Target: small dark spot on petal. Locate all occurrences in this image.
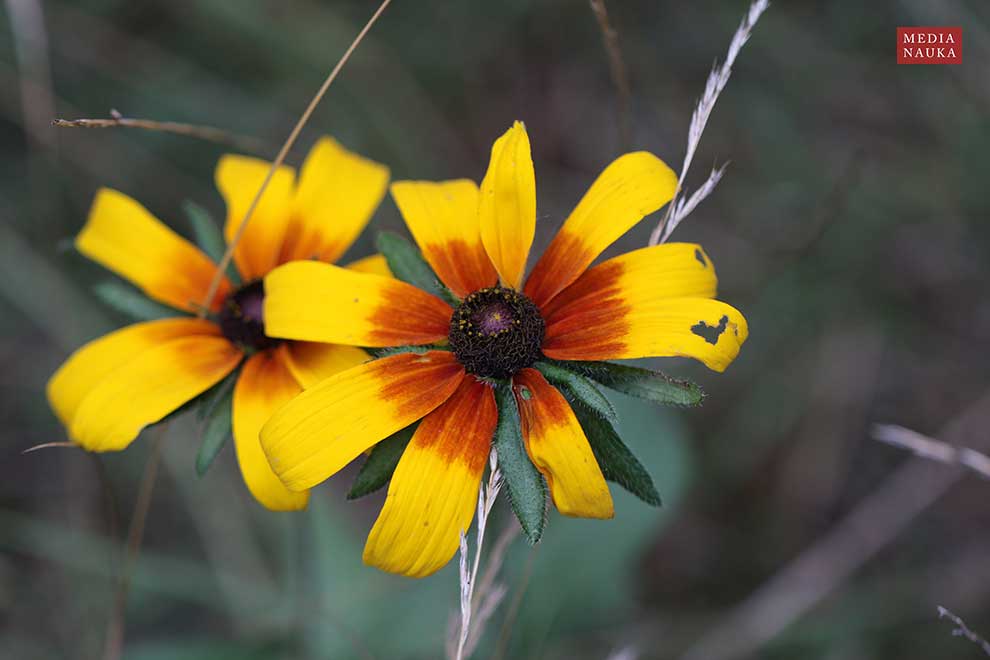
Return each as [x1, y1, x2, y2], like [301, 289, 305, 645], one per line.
[694, 248, 707, 267]
[691, 315, 729, 345]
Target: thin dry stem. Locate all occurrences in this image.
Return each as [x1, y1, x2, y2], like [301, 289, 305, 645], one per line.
[452, 450, 507, 660]
[22, 440, 77, 453]
[102, 425, 167, 660]
[873, 424, 990, 480]
[6, 0, 57, 153]
[7, 0, 59, 223]
[938, 606, 990, 656]
[197, 0, 393, 316]
[665, 163, 728, 238]
[590, 0, 632, 149]
[606, 647, 640, 660]
[491, 544, 538, 660]
[648, 0, 768, 246]
[676, 391, 990, 660]
[53, 111, 268, 154]
[463, 523, 519, 656]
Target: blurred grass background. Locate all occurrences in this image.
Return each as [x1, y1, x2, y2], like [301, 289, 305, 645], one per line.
[2, 0, 990, 658]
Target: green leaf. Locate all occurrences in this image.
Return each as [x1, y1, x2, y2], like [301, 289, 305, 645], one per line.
[493, 382, 546, 544]
[93, 281, 178, 321]
[196, 368, 240, 421]
[375, 231, 457, 304]
[549, 359, 705, 407]
[534, 361, 617, 424]
[196, 380, 234, 477]
[347, 423, 416, 499]
[184, 200, 240, 285]
[571, 403, 661, 506]
[366, 344, 445, 359]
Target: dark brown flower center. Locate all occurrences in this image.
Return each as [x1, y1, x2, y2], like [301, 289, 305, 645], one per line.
[448, 286, 544, 378]
[218, 280, 280, 353]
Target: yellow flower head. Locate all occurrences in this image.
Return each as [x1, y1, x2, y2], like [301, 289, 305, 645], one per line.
[46, 137, 389, 511]
[260, 121, 749, 578]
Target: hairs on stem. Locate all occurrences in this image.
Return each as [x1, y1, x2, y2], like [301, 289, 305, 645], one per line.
[648, 0, 769, 246]
[197, 0, 393, 316]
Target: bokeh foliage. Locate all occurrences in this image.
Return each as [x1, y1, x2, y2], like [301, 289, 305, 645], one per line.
[2, 1, 990, 658]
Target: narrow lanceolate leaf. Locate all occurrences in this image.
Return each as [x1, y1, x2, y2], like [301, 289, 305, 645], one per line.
[534, 361, 617, 424]
[493, 382, 546, 544]
[184, 200, 240, 285]
[366, 344, 445, 359]
[197, 367, 240, 420]
[375, 231, 458, 305]
[549, 359, 705, 407]
[347, 423, 416, 499]
[93, 281, 178, 321]
[196, 382, 233, 477]
[572, 403, 662, 507]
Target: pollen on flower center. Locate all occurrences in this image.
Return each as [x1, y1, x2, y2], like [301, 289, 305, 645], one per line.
[448, 286, 544, 379]
[219, 280, 280, 353]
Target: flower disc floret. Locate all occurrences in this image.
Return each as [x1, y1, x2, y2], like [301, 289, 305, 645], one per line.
[219, 280, 280, 352]
[448, 286, 544, 378]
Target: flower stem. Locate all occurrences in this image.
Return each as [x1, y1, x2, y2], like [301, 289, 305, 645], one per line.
[102, 424, 167, 660]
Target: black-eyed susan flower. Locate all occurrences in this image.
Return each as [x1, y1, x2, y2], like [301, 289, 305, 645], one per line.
[260, 121, 748, 576]
[47, 137, 389, 511]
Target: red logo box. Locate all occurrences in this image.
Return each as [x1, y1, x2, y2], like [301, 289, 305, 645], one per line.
[897, 27, 962, 64]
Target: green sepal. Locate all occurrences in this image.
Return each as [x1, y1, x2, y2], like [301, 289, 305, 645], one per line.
[197, 367, 240, 420]
[346, 423, 417, 499]
[92, 281, 179, 321]
[548, 359, 705, 407]
[493, 382, 546, 544]
[534, 361, 617, 424]
[184, 200, 240, 285]
[366, 344, 449, 359]
[375, 231, 457, 305]
[571, 403, 662, 506]
[195, 379, 234, 477]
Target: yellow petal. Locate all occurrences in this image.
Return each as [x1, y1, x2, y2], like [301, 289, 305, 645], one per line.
[264, 261, 451, 347]
[48, 318, 221, 429]
[478, 121, 536, 289]
[346, 253, 392, 278]
[280, 136, 389, 264]
[281, 341, 369, 390]
[70, 334, 242, 451]
[513, 369, 613, 519]
[543, 264, 747, 373]
[261, 351, 464, 491]
[541, 243, 718, 321]
[363, 377, 496, 578]
[390, 179, 497, 298]
[77, 189, 230, 313]
[215, 154, 295, 280]
[524, 152, 677, 308]
[232, 349, 309, 511]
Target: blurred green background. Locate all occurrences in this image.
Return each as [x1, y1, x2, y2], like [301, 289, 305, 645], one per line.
[2, 0, 990, 658]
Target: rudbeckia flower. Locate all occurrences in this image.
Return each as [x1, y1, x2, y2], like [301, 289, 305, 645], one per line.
[47, 137, 389, 511]
[261, 121, 748, 576]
